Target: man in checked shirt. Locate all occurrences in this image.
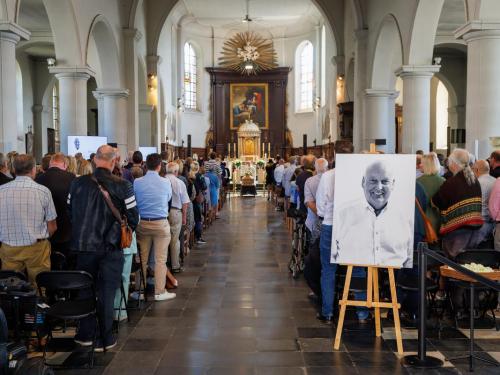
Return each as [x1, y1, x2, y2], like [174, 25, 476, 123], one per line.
[0, 154, 57, 285]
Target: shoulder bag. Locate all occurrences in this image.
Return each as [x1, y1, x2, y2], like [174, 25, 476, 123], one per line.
[415, 197, 438, 244]
[92, 177, 133, 249]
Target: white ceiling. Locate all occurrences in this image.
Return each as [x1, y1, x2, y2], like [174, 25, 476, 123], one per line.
[437, 0, 466, 35]
[18, 0, 51, 32]
[182, 0, 321, 29]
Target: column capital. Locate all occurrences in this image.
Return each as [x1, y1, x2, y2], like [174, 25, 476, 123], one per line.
[0, 21, 30, 40]
[364, 89, 399, 99]
[455, 21, 500, 41]
[93, 89, 129, 100]
[51, 66, 95, 79]
[395, 65, 440, 78]
[448, 105, 465, 115]
[123, 27, 142, 42]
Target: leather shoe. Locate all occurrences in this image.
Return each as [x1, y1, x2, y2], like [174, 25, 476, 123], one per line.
[316, 313, 333, 325]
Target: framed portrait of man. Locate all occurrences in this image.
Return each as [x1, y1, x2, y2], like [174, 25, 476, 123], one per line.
[230, 83, 269, 129]
[331, 154, 416, 268]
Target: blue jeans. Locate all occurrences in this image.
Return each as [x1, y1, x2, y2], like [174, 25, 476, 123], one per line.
[320, 224, 337, 317]
[352, 267, 369, 320]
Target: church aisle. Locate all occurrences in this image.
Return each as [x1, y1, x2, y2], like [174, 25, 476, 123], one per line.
[98, 197, 430, 375]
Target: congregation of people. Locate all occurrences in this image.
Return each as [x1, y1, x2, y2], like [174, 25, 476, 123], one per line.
[265, 147, 500, 325]
[0, 148, 227, 351]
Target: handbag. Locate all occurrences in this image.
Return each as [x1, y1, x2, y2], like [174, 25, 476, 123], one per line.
[415, 197, 439, 244]
[92, 177, 133, 249]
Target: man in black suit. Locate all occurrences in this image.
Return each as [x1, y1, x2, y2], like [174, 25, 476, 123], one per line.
[36, 153, 75, 260]
[0, 153, 13, 186]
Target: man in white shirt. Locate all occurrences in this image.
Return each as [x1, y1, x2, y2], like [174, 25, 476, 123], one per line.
[304, 158, 328, 242]
[471, 160, 496, 246]
[165, 162, 191, 273]
[273, 158, 285, 211]
[333, 161, 413, 268]
[315, 167, 337, 323]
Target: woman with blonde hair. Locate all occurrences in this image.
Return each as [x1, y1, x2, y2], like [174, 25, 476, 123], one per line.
[77, 159, 93, 176]
[417, 152, 445, 234]
[66, 156, 78, 175]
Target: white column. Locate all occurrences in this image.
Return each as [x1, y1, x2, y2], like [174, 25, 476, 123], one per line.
[93, 89, 129, 155]
[353, 29, 368, 152]
[139, 104, 154, 146]
[0, 31, 21, 152]
[396, 65, 440, 154]
[364, 89, 399, 153]
[123, 28, 141, 152]
[32, 104, 43, 161]
[51, 68, 93, 153]
[455, 22, 500, 159]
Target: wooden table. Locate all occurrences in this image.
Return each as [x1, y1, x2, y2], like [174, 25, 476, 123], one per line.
[440, 265, 500, 371]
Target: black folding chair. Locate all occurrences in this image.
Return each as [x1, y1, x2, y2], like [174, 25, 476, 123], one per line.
[0, 270, 27, 281]
[36, 271, 98, 368]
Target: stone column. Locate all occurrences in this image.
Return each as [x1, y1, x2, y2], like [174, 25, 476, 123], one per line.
[123, 28, 141, 152]
[396, 65, 440, 154]
[32, 104, 44, 161]
[353, 29, 368, 152]
[93, 89, 129, 155]
[363, 89, 399, 153]
[455, 22, 500, 158]
[51, 67, 93, 153]
[0, 30, 23, 152]
[139, 104, 154, 146]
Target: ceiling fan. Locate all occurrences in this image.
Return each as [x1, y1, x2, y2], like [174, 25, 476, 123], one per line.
[241, 0, 261, 23]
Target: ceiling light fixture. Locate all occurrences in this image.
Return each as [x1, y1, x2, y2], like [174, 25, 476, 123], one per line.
[47, 58, 56, 67]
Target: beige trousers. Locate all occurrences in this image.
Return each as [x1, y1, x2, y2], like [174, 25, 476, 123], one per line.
[168, 209, 183, 270]
[0, 240, 51, 285]
[136, 219, 171, 295]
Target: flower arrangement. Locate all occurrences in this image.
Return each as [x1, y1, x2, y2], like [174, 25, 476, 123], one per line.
[256, 159, 265, 168]
[234, 159, 242, 168]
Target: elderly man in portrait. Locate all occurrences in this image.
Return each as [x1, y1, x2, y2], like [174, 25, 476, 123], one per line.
[333, 161, 413, 268]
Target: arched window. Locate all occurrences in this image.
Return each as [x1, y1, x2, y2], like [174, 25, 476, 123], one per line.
[297, 41, 314, 112]
[183, 42, 197, 110]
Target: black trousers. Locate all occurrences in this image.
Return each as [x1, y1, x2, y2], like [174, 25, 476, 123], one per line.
[75, 250, 124, 344]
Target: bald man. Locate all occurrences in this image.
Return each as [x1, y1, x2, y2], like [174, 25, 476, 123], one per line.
[333, 161, 413, 268]
[471, 160, 496, 246]
[68, 144, 139, 351]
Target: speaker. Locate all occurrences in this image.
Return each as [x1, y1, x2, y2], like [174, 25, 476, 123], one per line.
[374, 139, 386, 146]
[303, 134, 307, 154]
[187, 134, 192, 157]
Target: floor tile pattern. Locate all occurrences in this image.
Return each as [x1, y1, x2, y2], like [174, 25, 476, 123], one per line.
[60, 196, 499, 375]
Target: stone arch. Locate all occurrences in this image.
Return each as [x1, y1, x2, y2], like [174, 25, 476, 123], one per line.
[35, 0, 83, 66]
[370, 14, 404, 90]
[85, 15, 122, 88]
[407, 1, 447, 65]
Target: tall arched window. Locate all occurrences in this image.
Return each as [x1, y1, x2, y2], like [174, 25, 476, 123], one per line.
[296, 41, 314, 112]
[183, 42, 197, 110]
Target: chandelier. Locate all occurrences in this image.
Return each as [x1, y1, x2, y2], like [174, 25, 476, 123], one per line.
[219, 31, 277, 75]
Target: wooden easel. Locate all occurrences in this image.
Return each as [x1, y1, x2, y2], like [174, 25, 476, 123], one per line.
[334, 144, 404, 355]
[333, 265, 403, 354]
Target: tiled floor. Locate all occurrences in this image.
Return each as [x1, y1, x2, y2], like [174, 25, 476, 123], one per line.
[61, 196, 499, 375]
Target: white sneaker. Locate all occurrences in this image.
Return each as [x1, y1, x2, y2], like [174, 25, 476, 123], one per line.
[155, 291, 176, 301]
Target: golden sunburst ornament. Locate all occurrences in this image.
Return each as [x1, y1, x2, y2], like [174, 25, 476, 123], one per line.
[219, 31, 278, 75]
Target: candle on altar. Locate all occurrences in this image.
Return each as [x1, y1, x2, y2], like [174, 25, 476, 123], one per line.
[268, 142, 271, 155]
[261, 143, 264, 157]
[234, 143, 237, 157]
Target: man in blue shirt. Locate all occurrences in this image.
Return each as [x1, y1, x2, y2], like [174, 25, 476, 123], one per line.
[134, 153, 175, 302]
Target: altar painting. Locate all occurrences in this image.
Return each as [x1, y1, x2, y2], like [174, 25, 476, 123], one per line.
[230, 83, 269, 129]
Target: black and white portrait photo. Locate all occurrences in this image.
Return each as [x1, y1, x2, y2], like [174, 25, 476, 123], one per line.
[331, 154, 416, 268]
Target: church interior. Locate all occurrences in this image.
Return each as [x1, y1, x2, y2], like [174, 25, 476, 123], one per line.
[1, 0, 500, 374]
